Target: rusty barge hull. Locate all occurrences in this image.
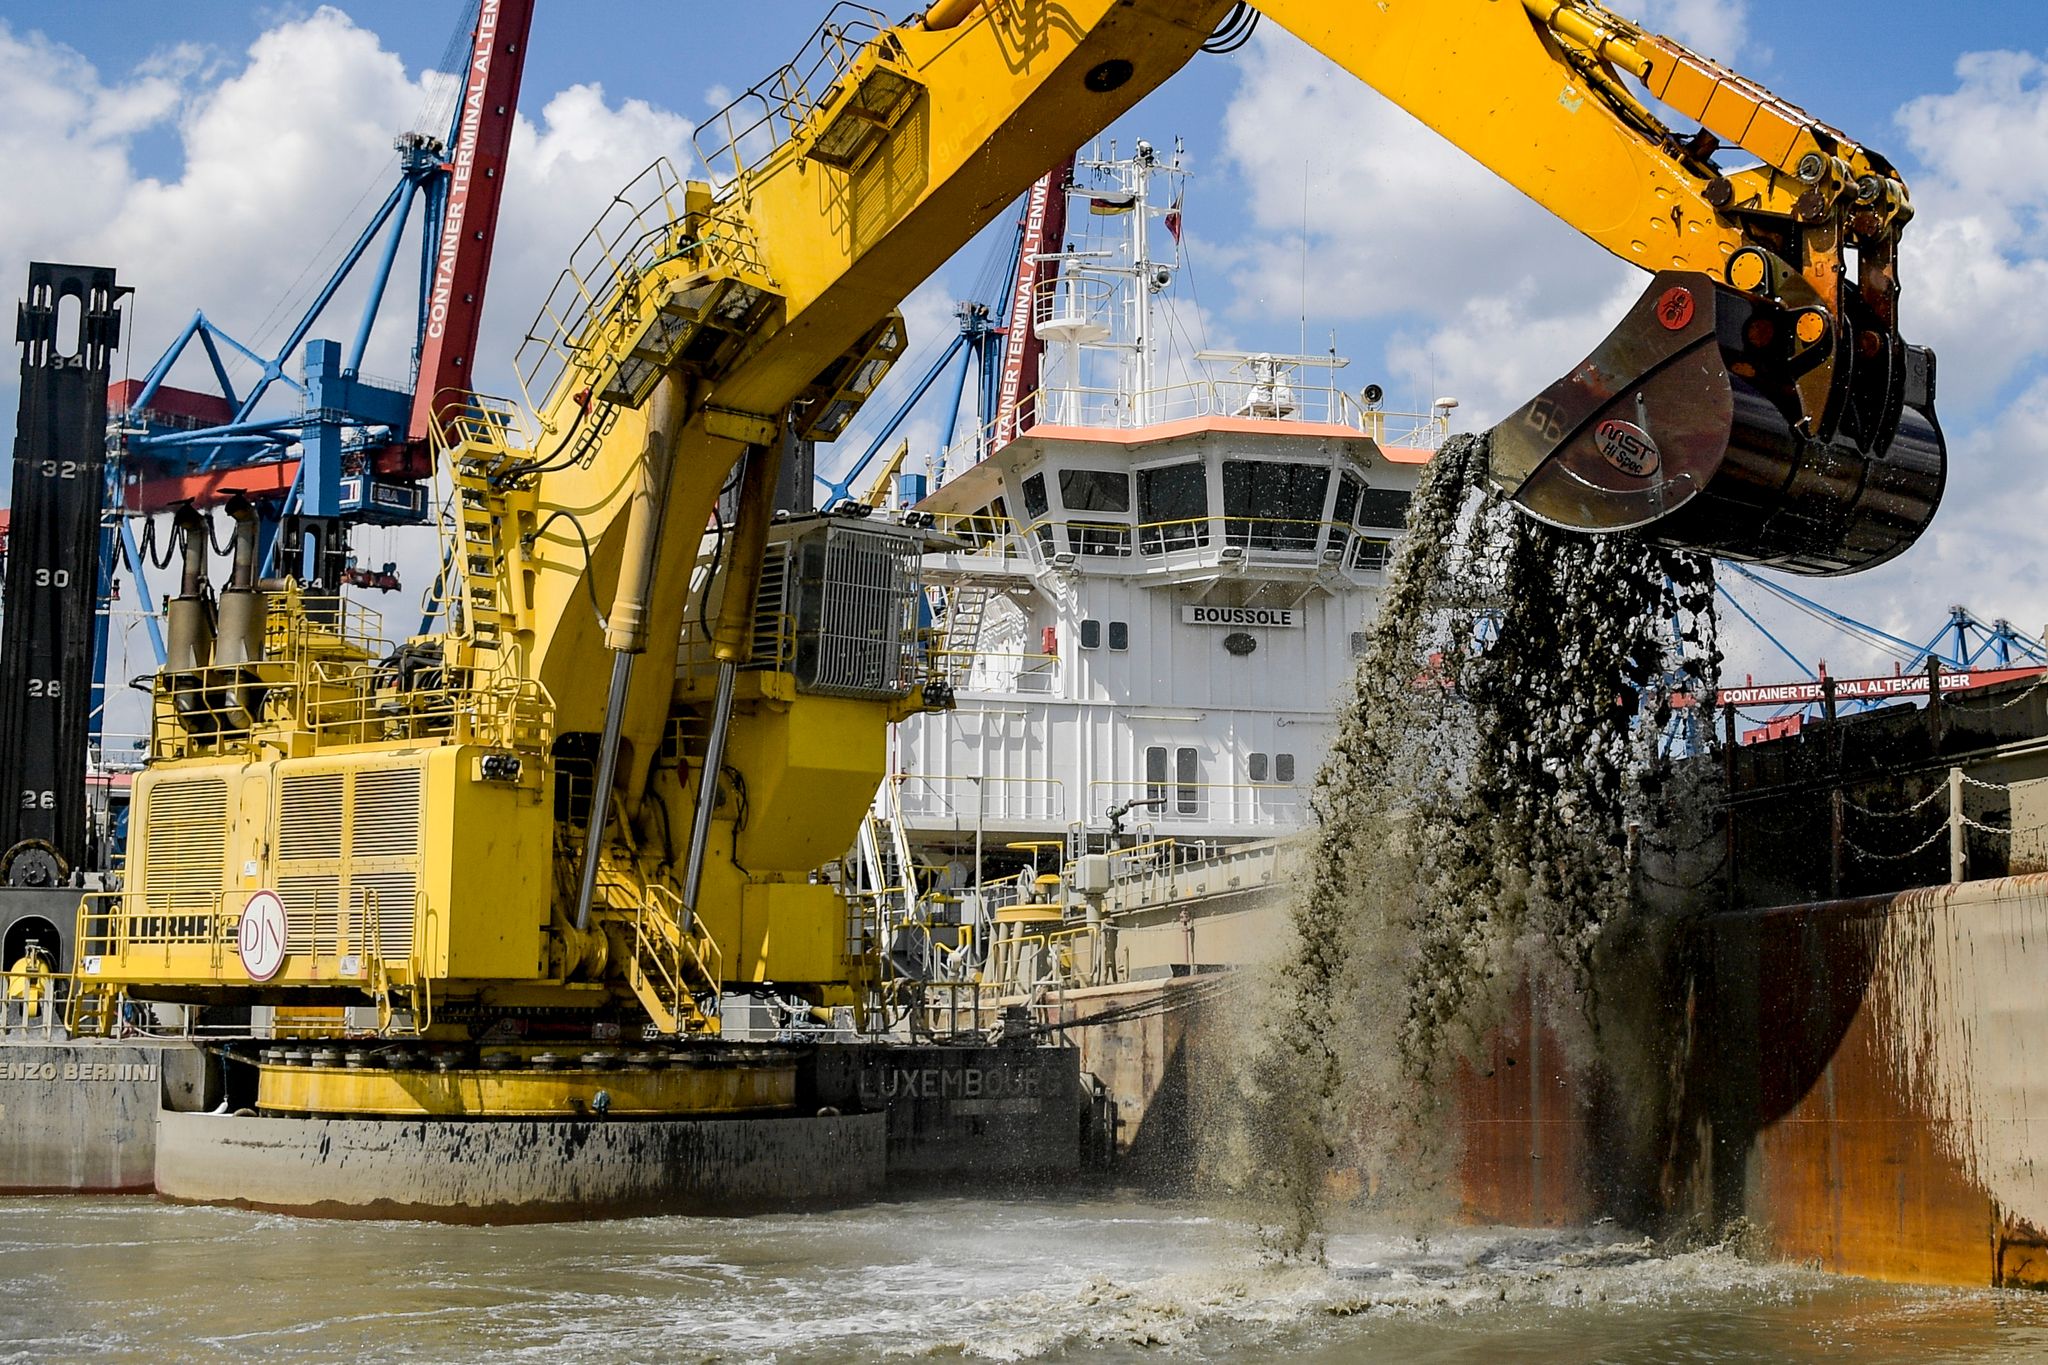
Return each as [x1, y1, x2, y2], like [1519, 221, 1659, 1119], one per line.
[1694, 874, 2048, 1287]
[1447, 873, 2048, 1288]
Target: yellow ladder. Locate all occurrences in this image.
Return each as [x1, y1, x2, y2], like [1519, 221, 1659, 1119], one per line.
[624, 880, 724, 1037]
[448, 454, 512, 658]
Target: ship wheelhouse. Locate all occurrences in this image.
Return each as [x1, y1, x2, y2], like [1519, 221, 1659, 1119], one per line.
[899, 401, 1432, 865]
[860, 136, 1451, 972]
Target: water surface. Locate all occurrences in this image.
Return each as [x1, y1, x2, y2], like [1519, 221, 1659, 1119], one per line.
[4, 1195, 2047, 1362]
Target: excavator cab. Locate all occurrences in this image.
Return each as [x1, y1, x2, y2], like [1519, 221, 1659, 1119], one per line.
[1489, 265, 1943, 576]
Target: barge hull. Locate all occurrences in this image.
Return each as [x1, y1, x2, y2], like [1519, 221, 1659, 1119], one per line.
[154, 1109, 886, 1223]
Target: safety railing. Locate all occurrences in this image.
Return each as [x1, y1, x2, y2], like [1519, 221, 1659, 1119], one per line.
[891, 772, 1068, 825]
[626, 877, 725, 1031]
[930, 649, 1061, 696]
[88, 733, 150, 774]
[77, 888, 235, 968]
[515, 159, 691, 416]
[1093, 837, 1298, 916]
[948, 383, 1449, 471]
[0, 964, 65, 1038]
[77, 884, 422, 986]
[985, 923, 1105, 996]
[918, 509, 1399, 572]
[918, 512, 1038, 569]
[691, 5, 893, 184]
[514, 159, 774, 418]
[151, 640, 555, 761]
[429, 390, 538, 459]
[1088, 779, 1304, 827]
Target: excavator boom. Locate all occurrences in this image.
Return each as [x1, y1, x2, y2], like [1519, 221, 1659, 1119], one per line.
[87, 0, 1950, 1040]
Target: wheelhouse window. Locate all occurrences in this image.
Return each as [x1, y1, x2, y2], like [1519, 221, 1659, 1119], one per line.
[1137, 461, 1210, 553]
[1274, 753, 1296, 784]
[1176, 747, 1201, 815]
[1351, 537, 1393, 572]
[1248, 752, 1270, 783]
[1223, 460, 1329, 551]
[1021, 472, 1055, 555]
[1054, 468, 1131, 558]
[1080, 619, 1102, 649]
[1059, 468, 1131, 513]
[1327, 471, 1364, 560]
[1356, 488, 1413, 530]
[962, 496, 1009, 550]
[1107, 620, 1129, 651]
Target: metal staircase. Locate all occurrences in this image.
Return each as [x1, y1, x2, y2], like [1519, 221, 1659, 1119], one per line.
[936, 583, 993, 686]
[615, 876, 723, 1036]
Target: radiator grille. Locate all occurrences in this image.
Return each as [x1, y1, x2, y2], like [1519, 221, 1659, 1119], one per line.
[351, 768, 422, 858]
[140, 778, 228, 916]
[793, 525, 922, 698]
[277, 773, 344, 860]
[278, 872, 341, 956]
[350, 871, 419, 959]
[274, 764, 423, 965]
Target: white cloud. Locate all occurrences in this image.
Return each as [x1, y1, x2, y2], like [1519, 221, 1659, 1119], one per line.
[0, 8, 696, 414]
[1892, 50, 2048, 409]
[0, 9, 699, 735]
[1214, 19, 2048, 678]
[1628, 0, 1752, 64]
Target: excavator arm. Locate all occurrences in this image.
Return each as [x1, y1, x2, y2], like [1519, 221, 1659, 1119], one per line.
[507, 0, 1943, 837]
[89, 0, 1947, 1027]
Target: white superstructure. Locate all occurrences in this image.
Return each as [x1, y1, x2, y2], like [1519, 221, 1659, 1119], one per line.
[861, 140, 1450, 983]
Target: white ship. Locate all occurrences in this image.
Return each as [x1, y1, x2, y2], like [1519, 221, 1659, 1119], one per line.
[856, 140, 1451, 999]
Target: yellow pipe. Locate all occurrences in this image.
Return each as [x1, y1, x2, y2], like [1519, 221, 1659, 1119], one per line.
[922, 0, 985, 31]
[710, 438, 787, 665]
[603, 374, 684, 654]
[1521, 0, 1652, 80]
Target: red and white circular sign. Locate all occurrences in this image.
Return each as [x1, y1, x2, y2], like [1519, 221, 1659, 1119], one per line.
[237, 889, 289, 982]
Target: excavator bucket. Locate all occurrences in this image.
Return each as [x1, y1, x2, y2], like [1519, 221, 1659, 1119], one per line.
[1488, 270, 1945, 576]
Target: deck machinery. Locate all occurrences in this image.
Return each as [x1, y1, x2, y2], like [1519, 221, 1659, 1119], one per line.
[73, 0, 1947, 1122]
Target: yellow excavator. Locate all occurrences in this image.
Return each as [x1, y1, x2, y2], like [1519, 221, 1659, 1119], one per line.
[74, 0, 1944, 1117]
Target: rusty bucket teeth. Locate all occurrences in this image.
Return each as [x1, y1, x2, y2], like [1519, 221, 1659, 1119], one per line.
[1488, 270, 1946, 577]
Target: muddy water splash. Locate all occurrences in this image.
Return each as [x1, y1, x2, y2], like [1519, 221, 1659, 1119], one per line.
[1256, 432, 1720, 1251]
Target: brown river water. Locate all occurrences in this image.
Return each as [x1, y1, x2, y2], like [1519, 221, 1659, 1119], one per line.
[4, 1194, 2047, 1362]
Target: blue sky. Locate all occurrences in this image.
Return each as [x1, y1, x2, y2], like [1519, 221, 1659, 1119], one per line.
[5, 0, 2048, 704]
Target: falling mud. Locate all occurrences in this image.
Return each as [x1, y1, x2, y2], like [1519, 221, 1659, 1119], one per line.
[1245, 431, 1722, 1255]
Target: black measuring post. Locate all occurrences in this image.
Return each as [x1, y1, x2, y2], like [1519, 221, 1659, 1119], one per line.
[0, 263, 126, 880]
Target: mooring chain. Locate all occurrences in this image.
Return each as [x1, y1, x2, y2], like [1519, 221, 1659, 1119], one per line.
[1842, 824, 1952, 861]
[1840, 786, 1948, 820]
[1948, 670, 2048, 712]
